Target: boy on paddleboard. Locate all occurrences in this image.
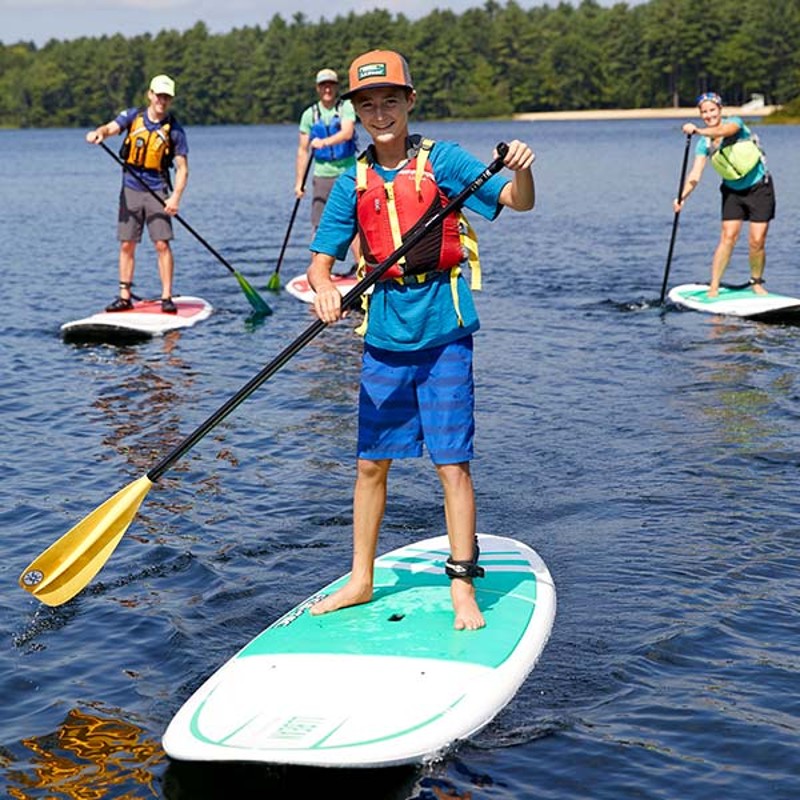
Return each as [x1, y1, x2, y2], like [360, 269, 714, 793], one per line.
[673, 91, 775, 298]
[307, 50, 535, 630]
[86, 74, 189, 314]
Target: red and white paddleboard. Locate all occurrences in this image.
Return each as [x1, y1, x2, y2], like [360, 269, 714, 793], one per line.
[61, 295, 213, 344]
[285, 272, 369, 304]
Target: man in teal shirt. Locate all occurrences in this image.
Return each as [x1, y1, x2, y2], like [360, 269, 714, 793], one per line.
[296, 68, 360, 268]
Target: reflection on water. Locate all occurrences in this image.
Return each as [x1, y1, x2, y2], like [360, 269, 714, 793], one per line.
[290, 323, 362, 442]
[76, 333, 196, 472]
[65, 333, 214, 552]
[696, 319, 790, 446]
[5, 706, 163, 799]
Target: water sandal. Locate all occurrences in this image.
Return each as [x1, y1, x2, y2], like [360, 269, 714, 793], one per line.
[106, 296, 133, 312]
[161, 297, 177, 314]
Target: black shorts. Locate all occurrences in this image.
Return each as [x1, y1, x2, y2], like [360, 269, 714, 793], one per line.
[720, 174, 775, 222]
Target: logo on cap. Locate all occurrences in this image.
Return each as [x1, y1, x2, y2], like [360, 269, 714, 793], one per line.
[357, 63, 388, 80]
[343, 50, 413, 99]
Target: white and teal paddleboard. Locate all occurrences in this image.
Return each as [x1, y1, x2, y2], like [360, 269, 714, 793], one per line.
[162, 533, 556, 768]
[668, 283, 800, 323]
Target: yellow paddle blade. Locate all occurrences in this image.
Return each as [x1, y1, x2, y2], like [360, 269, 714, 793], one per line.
[18, 475, 154, 607]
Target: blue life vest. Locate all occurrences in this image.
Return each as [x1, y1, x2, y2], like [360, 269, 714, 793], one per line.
[309, 101, 357, 162]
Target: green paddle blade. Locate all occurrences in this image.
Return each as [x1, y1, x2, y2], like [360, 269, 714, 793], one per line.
[18, 475, 154, 607]
[235, 271, 272, 315]
[266, 270, 282, 292]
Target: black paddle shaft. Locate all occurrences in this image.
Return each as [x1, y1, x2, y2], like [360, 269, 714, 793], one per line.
[659, 133, 693, 304]
[274, 153, 314, 277]
[99, 142, 239, 277]
[146, 142, 510, 482]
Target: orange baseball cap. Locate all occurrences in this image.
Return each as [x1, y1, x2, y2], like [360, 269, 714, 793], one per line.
[342, 50, 413, 99]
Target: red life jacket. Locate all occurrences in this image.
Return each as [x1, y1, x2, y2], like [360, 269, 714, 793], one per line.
[355, 138, 466, 280]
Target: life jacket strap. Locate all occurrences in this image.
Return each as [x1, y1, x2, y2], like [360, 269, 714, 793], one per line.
[384, 182, 407, 268]
[354, 258, 369, 337]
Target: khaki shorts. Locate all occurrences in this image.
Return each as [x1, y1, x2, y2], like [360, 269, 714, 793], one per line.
[118, 186, 174, 242]
[310, 175, 336, 234]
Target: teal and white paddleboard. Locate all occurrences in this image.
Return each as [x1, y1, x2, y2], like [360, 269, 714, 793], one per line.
[162, 533, 556, 768]
[668, 283, 800, 323]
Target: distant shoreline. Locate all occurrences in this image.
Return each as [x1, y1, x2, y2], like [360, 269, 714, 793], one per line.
[512, 106, 781, 122]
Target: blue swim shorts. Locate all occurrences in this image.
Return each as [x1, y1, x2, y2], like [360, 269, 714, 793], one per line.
[357, 336, 475, 464]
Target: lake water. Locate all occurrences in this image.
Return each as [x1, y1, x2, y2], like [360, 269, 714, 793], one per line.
[2, 118, 800, 799]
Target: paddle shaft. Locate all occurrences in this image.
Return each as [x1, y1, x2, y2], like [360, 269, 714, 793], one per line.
[100, 142, 239, 277]
[146, 143, 510, 482]
[659, 133, 693, 304]
[274, 153, 313, 277]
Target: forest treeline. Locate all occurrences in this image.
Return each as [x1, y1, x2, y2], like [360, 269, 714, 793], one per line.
[2, 0, 799, 128]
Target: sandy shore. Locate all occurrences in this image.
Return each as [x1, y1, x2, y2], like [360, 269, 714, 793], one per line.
[513, 106, 780, 122]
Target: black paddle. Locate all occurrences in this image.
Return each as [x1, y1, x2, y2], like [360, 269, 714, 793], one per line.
[147, 141, 509, 480]
[20, 143, 510, 607]
[659, 133, 693, 304]
[266, 152, 314, 292]
[99, 142, 272, 316]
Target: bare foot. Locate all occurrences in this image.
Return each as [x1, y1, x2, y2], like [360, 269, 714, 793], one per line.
[451, 579, 485, 631]
[310, 579, 373, 616]
[707, 288, 719, 298]
[752, 284, 768, 296]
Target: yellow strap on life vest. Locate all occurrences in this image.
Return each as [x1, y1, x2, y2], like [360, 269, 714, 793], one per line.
[354, 257, 369, 337]
[415, 138, 434, 193]
[450, 266, 464, 326]
[458, 213, 481, 291]
[353, 262, 466, 334]
[355, 154, 368, 191]
[384, 183, 407, 270]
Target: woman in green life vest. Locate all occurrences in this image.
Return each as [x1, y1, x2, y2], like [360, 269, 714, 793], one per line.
[673, 92, 775, 298]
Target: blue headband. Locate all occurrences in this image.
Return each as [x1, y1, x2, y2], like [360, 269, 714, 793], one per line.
[696, 92, 722, 107]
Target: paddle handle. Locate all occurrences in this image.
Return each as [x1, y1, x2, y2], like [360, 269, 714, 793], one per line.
[659, 133, 692, 304]
[146, 142, 510, 482]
